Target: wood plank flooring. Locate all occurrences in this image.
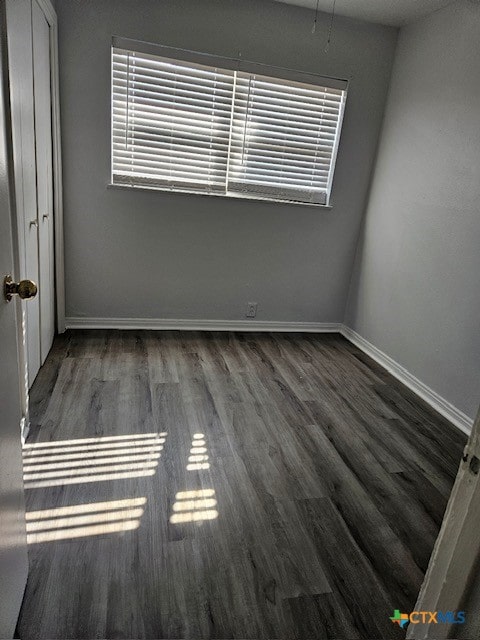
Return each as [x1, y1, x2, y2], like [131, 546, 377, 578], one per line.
[17, 330, 466, 639]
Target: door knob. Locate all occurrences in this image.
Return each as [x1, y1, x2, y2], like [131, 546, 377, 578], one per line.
[4, 275, 38, 302]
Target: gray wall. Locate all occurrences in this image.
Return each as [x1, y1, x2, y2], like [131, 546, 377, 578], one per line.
[56, 0, 396, 322]
[346, 0, 480, 419]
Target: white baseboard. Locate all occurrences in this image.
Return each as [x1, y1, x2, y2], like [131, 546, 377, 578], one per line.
[65, 316, 342, 333]
[340, 325, 473, 436]
[20, 416, 29, 445]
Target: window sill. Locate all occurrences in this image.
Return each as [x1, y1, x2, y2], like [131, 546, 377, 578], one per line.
[106, 182, 333, 210]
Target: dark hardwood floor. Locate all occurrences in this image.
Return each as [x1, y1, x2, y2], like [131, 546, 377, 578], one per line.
[17, 330, 466, 639]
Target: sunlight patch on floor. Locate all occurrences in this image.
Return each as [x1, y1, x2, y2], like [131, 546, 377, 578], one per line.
[170, 433, 218, 524]
[23, 433, 167, 488]
[25, 497, 146, 544]
[186, 432, 210, 471]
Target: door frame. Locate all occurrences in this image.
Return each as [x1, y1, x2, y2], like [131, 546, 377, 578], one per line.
[408, 406, 480, 639]
[34, 0, 64, 333]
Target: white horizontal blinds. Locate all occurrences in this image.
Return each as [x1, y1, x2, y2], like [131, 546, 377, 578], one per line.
[227, 72, 346, 204]
[111, 42, 347, 204]
[112, 48, 235, 191]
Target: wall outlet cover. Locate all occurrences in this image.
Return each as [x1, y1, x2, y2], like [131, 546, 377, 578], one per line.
[246, 302, 257, 318]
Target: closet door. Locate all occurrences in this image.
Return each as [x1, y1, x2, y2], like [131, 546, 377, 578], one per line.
[32, 0, 55, 364]
[6, 0, 41, 386]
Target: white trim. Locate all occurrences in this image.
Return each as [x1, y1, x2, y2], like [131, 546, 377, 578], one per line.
[65, 317, 341, 333]
[51, 7, 65, 333]
[34, 0, 55, 24]
[20, 416, 30, 445]
[340, 325, 473, 436]
[35, 0, 65, 333]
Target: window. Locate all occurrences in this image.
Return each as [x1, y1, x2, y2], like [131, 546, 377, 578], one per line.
[112, 42, 347, 206]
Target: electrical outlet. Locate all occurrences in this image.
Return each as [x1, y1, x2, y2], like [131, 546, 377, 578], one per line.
[246, 302, 257, 318]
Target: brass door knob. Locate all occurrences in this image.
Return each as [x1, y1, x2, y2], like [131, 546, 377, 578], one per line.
[4, 275, 38, 302]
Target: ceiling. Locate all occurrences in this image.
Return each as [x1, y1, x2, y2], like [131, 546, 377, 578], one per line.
[272, 0, 458, 26]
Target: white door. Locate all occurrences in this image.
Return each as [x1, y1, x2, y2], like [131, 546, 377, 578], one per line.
[32, 0, 55, 365]
[0, 6, 29, 635]
[6, 0, 41, 386]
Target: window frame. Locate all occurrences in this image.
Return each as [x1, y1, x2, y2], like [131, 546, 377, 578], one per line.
[110, 37, 348, 208]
